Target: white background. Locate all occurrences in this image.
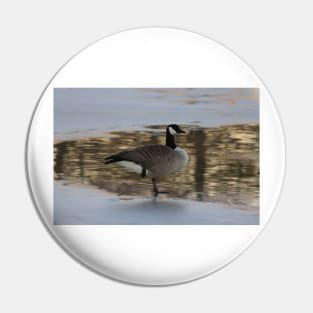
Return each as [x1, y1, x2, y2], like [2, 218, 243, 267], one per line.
[0, 1, 311, 312]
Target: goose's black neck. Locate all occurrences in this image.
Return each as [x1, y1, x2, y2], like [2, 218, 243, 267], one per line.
[166, 130, 176, 149]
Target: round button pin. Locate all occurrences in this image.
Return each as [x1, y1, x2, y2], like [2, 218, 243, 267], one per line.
[27, 28, 285, 285]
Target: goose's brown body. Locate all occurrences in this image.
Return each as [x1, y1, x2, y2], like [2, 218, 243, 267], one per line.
[105, 144, 188, 178]
[104, 124, 188, 196]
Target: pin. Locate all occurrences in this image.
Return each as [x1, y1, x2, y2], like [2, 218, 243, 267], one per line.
[26, 28, 285, 285]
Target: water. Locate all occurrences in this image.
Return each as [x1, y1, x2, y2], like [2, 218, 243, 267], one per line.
[54, 88, 259, 225]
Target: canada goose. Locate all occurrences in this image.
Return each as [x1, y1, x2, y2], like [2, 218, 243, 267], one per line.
[104, 124, 188, 197]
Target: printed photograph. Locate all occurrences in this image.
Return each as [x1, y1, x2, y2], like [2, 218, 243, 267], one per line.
[54, 88, 259, 225]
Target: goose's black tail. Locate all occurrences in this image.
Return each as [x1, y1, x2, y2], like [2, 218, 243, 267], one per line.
[104, 153, 123, 164]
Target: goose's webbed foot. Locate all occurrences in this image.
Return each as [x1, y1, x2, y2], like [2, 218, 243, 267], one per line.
[152, 178, 159, 197]
[151, 178, 169, 197]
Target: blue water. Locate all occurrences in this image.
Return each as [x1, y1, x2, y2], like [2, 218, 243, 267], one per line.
[54, 88, 259, 139]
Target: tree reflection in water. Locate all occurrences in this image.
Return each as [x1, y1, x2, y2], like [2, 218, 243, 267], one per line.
[54, 124, 259, 211]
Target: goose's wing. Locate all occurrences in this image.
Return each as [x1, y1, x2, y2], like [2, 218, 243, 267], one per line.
[106, 144, 173, 169]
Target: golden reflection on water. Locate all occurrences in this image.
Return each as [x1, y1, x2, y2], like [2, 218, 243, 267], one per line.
[54, 124, 259, 210]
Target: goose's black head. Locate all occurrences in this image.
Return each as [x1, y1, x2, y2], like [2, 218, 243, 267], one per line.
[166, 124, 185, 149]
[166, 124, 186, 135]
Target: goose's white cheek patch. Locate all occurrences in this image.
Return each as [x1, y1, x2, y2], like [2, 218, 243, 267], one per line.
[168, 126, 176, 135]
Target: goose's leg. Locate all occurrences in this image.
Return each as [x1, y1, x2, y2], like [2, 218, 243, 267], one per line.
[152, 178, 159, 197]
